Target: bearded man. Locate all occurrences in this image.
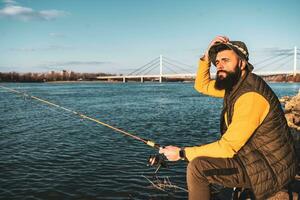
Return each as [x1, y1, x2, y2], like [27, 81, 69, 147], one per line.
[159, 36, 297, 200]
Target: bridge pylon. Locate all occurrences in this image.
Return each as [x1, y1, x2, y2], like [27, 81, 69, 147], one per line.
[294, 46, 297, 77]
[159, 55, 163, 83]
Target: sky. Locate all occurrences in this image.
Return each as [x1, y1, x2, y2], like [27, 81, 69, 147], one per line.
[0, 0, 300, 74]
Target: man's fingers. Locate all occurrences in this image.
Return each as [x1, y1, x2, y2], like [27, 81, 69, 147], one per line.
[212, 36, 229, 45]
[159, 148, 165, 154]
[216, 35, 229, 42]
[215, 36, 226, 42]
[163, 151, 173, 156]
[206, 36, 230, 55]
[158, 145, 181, 161]
[159, 145, 170, 154]
[159, 148, 171, 155]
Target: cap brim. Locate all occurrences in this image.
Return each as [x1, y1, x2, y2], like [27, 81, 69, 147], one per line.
[208, 42, 234, 65]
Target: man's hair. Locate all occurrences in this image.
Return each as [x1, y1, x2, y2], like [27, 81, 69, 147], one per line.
[214, 45, 232, 54]
[211, 45, 232, 65]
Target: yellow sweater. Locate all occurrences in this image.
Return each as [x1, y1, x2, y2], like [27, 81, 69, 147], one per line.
[184, 60, 270, 161]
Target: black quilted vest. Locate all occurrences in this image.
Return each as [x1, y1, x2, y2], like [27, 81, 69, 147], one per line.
[220, 71, 297, 200]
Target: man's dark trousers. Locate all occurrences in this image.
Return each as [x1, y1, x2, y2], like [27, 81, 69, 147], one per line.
[187, 156, 251, 200]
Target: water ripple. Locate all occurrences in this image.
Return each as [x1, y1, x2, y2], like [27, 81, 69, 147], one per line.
[0, 82, 299, 199]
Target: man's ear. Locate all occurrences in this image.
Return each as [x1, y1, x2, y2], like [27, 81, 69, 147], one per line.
[239, 60, 246, 70]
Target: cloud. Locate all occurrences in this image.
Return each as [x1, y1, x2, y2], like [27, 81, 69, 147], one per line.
[38, 9, 68, 21]
[0, 66, 15, 71]
[3, 0, 17, 5]
[48, 61, 111, 66]
[0, 60, 114, 73]
[0, 1, 69, 21]
[10, 45, 73, 52]
[35, 61, 116, 72]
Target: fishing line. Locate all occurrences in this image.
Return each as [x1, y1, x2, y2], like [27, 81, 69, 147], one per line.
[0, 85, 161, 150]
[1, 85, 189, 194]
[1, 85, 170, 174]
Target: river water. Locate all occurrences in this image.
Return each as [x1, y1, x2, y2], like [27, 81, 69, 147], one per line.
[0, 82, 299, 200]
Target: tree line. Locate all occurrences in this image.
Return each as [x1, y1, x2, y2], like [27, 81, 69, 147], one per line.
[1, 71, 299, 83]
[0, 71, 116, 82]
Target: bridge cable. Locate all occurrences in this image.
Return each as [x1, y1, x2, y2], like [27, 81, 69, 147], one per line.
[143, 62, 160, 75]
[254, 54, 292, 72]
[163, 56, 194, 68]
[127, 57, 159, 76]
[253, 54, 287, 66]
[163, 60, 193, 74]
[127, 57, 159, 75]
[137, 61, 160, 75]
[163, 61, 192, 74]
[163, 65, 181, 74]
[255, 55, 292, 72]
[253, 48, 294, 65]
[270, 58, 294, 72]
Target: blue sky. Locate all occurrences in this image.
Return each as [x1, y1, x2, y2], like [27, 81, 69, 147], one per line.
[0, 0, 299, 74]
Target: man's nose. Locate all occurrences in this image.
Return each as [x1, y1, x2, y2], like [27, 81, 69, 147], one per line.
[216, 64, 224, 71]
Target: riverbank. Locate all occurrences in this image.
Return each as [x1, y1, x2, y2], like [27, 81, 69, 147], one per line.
[280, 90, 300, 186]
[280, 90, 300, 133]
[1, 73, 299, 83]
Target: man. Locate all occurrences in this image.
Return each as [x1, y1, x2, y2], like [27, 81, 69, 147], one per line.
[159, 36, 297, 200]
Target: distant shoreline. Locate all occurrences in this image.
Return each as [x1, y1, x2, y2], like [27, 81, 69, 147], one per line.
[1, 74, 299, 83]
[0, 80, 299, 84]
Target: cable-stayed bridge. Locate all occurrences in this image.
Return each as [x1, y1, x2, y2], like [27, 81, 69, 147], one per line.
[97, 47, 299, 82]
[97, 55, 196, 82]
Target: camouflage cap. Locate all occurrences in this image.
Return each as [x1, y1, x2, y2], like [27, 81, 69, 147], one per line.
[208, 41, 254, 71]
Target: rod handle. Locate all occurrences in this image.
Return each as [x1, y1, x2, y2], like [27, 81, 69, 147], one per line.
[146, 140, 162, 150]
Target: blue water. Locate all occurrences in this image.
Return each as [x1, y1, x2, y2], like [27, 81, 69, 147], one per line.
[0, 82, 299, 200]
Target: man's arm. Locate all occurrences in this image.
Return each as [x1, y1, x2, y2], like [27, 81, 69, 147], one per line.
[194, 58, 225, 98]
[194, 36, 230, 98]
[184, 92, 270, 161]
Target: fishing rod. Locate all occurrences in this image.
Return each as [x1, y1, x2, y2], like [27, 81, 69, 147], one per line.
[0, 85, 167, 171]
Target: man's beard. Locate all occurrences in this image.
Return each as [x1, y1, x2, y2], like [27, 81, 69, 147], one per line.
[214, 66, 241, 90]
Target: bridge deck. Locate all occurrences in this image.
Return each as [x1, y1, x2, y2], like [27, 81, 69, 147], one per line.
[97, 71, 296, 81]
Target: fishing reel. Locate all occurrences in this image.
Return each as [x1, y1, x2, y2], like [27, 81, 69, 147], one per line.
[148, 154, 168, 167]
[147, 154, 168, 174]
